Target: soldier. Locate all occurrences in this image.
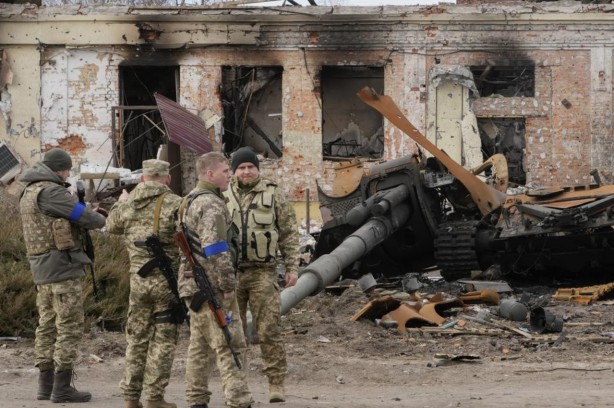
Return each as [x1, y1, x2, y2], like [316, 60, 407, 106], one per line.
[19, 148, 106, 403]
[106, 159, 182, 408]
[224, 146, 300, 403]
[178, 152, 253, 408]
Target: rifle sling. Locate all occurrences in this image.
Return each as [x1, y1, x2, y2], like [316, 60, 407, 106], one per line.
[136, 192, 170, 278]
[153, 192, 169, 236]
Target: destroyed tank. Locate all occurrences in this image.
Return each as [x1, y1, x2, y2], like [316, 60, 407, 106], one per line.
[280, 87, 614, 314]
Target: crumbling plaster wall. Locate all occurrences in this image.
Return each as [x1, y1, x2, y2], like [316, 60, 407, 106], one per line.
[41, 47, 118, 171]
[0, 46, 41, 164]
[436, 49, 594, 186]
[3, 3, 614, 207]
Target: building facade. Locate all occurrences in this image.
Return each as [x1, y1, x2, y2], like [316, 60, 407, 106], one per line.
[1, 1, 614, 222]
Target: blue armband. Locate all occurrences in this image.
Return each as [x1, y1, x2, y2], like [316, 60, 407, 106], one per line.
[203, 241, 229, 258]
[68, 202, 86, 222]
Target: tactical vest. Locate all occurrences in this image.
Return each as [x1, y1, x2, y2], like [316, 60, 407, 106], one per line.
[227, 182, 279, 263]
[20, 181, 81, 256]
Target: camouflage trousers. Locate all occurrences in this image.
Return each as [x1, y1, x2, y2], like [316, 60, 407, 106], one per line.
[236, 265, 287, 385]
[184, 293, 253, 408]
[120, 273, 179, 401]
[35, 277, 85, 372]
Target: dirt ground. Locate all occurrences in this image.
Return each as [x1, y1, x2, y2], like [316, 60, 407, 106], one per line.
[2, 276, 614, 408]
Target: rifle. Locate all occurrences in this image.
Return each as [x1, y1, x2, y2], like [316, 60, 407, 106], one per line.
[134, 235, 189, 325]
[76, 181, 98, 299]
[174, 229, 242, 369]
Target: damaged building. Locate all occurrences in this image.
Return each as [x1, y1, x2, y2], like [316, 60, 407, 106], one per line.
[1, 1, 614, 223]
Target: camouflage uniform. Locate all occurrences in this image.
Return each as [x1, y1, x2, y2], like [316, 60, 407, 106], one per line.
[19, 161, 106, 373]
[178, 180, 253, 408]
[224, 176, 300, 388]
[106, 160, 182, 404]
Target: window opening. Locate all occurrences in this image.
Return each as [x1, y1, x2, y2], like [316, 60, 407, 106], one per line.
[478, 118, 526, 185]
[470, 64, 535, 97]
[114, 65, 181, 192]
[221, 66, 283, 158]
[321, 66, 384, 160]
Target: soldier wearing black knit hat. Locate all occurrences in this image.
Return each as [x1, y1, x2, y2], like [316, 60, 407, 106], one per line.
[224, 146, 299, 403]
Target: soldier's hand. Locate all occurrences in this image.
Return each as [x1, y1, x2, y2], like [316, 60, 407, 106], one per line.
[284, 272, 298, 288]
[119, 189, 130, 201]
[223, 290, 235, 299]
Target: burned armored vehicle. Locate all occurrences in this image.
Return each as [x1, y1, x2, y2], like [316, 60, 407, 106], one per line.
[357, 87, 614, 283]
[282, 88, 614, 313]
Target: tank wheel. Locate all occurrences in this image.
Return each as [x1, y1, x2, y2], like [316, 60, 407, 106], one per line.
[434, 220, 481, 282]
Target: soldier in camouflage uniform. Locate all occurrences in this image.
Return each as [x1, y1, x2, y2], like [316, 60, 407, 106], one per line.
[19, 148, 106, 403]
[178, 152, 253, 408]
[106, 159, 182, 408]
[224, 147, 300, 403]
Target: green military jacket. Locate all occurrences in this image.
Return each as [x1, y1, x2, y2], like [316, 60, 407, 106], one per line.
[19, 162, 106, 285]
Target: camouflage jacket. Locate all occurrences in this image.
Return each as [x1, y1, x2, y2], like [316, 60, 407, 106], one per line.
[178, 180, 237, 298]
[224, 176, 300, 275]
[19, 162, 106, 285]
[106, 181, 181, 275]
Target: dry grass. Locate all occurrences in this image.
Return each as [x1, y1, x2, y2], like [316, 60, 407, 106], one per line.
[0, 189, 130, 337]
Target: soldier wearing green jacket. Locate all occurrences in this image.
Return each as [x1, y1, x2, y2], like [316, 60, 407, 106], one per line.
[106, 159, 182, 408]
[19, 148, 106, 403]
[224, 147, 300, 403]
[178, 152, 253, 408]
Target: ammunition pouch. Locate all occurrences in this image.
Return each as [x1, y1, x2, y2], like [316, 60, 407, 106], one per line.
[154, 302, 185, 325]
[136, 258, 159, 278]
[52, 218, 75, 250]
[189, 291, 207, 313]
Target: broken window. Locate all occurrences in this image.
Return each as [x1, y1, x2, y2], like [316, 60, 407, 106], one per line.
[321, 66, 384, 160]
[221, 66, 283, 158]
[470, 64, 535, 97]
[478, 118, 526, 185]
[115, 65, 181, 192]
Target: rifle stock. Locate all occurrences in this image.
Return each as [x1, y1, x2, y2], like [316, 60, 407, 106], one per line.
[174, 230, 242, 369]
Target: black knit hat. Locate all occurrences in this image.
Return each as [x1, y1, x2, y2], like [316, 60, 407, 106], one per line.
[231, 147, 259, 172]
[42, 148, 73, 171]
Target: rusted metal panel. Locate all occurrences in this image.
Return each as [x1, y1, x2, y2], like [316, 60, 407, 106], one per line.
[154, 92, 212, 155]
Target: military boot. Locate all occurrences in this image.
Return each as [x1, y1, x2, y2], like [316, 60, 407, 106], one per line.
[269, 384, 286, 403]
[50, 369, 92, 403]
[145, 399, 177, 408]
[125, 400, 143, 408]
[37, 369, 55, 400]
[190, 405, 208, 408]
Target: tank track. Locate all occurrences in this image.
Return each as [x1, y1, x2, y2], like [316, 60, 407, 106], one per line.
[434, 220, 481, 282]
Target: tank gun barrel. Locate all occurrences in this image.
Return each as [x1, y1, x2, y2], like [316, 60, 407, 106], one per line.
[372, 184, 410, 216]
[346, 184, 410, 226]
[281, 203, 410, 315]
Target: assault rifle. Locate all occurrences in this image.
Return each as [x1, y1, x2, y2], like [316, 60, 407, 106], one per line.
[76, 181, 98, 299]
[134, 235, 189, 325]
[174, 229, 242, 369]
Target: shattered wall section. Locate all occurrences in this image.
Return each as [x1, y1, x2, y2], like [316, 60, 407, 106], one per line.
[384, 53, 425, 161]
[426, 65, 483, 170]
[178, 61, 224, 193]
[438, 50, 592, 186]
[41, 47, 116, 170]
[0, 46, 41, 166]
